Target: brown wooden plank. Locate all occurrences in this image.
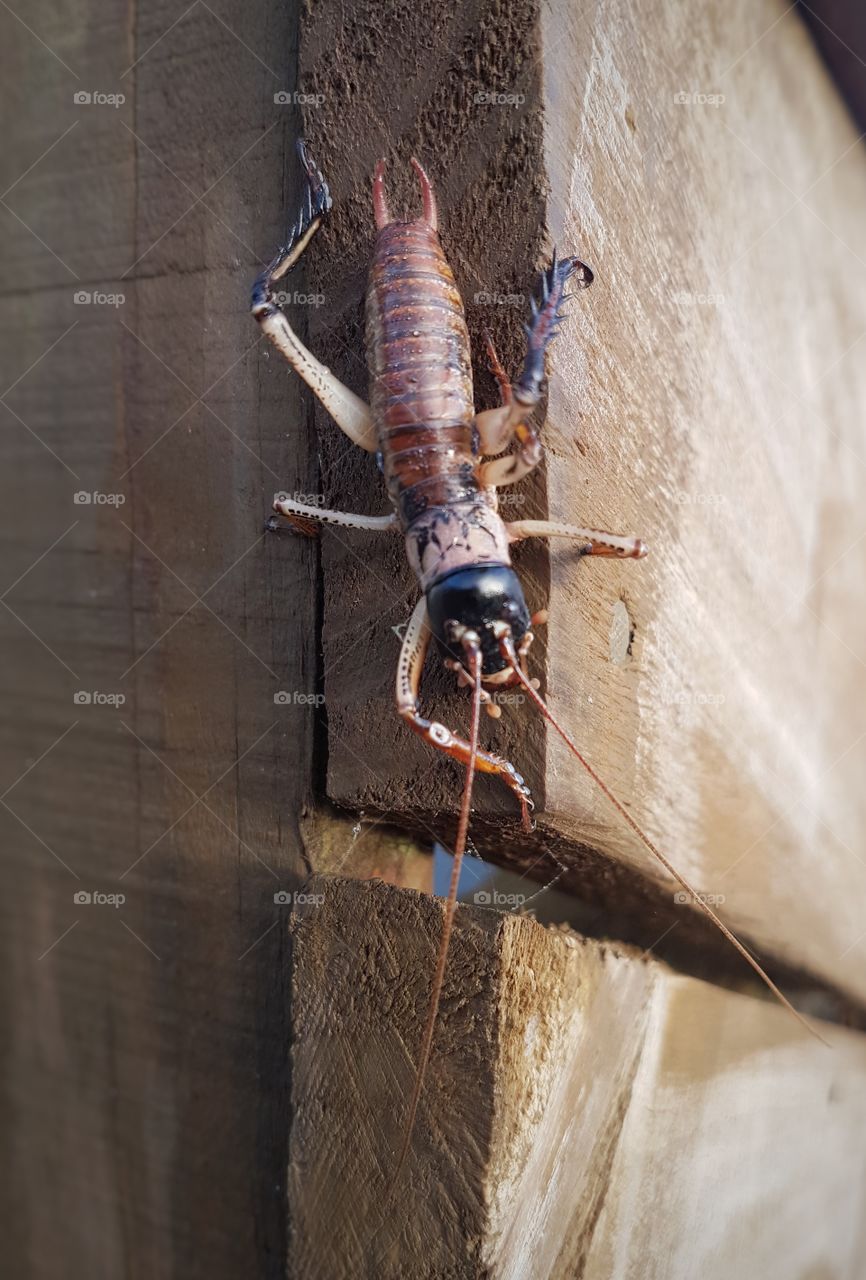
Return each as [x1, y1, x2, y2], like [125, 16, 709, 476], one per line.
[290, 874, 866, 1279]
[299, 0, 866, 1004]
[0, 2, 322, 1275]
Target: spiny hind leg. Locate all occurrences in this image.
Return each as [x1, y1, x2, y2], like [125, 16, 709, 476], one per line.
[395, 598, 534, 830]
[475, 252, 593, 487]
[506, 519, 647, 559]
[269, 492, 398, 536]
[251, 140, 376, 453]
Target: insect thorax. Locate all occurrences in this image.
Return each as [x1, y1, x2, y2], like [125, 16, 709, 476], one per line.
[405, 500, 513, 594]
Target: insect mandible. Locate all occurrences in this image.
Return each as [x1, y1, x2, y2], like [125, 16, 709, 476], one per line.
[252, 140, 822, 1183]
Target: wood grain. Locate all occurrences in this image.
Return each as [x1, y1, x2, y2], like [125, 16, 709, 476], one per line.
[299, 0, 866, 1004]
[4, 2, 866, 1277]
[540, 0, 866, 1004]
[290, 875, 866, 1280]
[0, 2, 316, 1276]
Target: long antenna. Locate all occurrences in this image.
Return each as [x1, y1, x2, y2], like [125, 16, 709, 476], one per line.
[496, 628, 828, 1046]
[389, 642, 484, 1190]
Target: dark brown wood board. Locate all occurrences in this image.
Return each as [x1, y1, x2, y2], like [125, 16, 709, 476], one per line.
[0, 2, 316, 1275]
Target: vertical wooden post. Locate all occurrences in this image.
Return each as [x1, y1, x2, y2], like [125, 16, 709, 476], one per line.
[0, 2, 314, 1275]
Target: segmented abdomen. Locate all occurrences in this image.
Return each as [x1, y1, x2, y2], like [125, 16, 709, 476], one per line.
[366, 220, 479, 529]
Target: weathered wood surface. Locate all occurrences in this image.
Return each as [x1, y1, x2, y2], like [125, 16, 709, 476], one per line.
[300, 0, 866, 1004]
[0, 1, 321, 1276]
[290, 875, 866, 1280]
[4, 2, 866, 1279]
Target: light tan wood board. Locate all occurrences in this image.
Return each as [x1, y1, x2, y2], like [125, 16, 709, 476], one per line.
[290, 876, 866, 1280]
[540, 0, 866, 1004]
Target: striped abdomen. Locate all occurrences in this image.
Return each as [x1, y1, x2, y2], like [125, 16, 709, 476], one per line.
[366, 219, 480, 529]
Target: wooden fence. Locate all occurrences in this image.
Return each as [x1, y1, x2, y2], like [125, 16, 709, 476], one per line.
[2, 1, 866, 1276]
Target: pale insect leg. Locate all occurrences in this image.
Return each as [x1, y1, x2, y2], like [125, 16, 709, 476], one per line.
[271, 492, 398, 535]
[506, 519, 647, 559]
[251, 140, 377, 453]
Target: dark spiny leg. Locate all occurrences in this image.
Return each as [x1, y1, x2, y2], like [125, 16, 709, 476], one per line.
[251, 141, 376, 452]
[476, 251, 593, 486]
[395, 599, 534, 830]
[252, 139, 333, 296]
[514, 250, 592, 408]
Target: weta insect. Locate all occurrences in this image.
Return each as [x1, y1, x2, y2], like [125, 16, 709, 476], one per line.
[252, 141, 821, 1185]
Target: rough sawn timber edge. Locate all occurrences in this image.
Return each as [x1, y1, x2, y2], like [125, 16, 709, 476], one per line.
[296, 0, 866, 1007]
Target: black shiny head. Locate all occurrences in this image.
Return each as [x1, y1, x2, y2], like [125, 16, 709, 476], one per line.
[426, 564, 531, 676]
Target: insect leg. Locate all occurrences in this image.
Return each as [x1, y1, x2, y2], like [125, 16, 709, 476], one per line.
[270, 492, 398, 536]
[476, 253, 593, 486]
[506, 518, 647, 559]
[396, 598, 534, 829]
[472, 331, 523, 463]
[476, 421, 542, 487]
[251, 141, 377, 453]
[515, 249, 593, 408]
[481, 328, 512, 406]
